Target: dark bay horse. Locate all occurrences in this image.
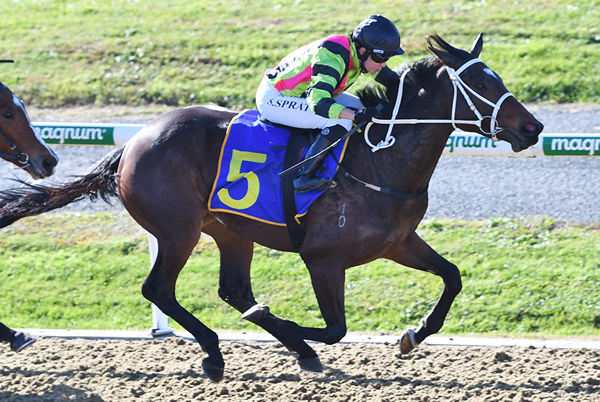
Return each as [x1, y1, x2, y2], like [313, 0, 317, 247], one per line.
[0, 80, 58, 179]
[0, 75, 57, 352]
[0, 34, 542, 381]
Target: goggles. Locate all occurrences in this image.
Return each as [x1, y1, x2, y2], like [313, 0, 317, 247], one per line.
[370, 51, 391, 64]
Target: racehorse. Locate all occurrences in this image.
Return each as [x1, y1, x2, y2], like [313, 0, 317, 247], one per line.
[0, 72, 57, 352]
[0, 34, 542, 382]
[0, 80, 58, 179]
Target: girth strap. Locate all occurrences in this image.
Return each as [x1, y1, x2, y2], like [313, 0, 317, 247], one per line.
[281, 132, 308, 251]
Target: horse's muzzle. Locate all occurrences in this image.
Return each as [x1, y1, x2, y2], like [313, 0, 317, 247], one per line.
[501, 119, 544, 152]
[28, 154, 59, 179]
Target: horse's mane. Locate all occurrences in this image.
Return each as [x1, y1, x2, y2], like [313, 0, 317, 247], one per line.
[357, 33, 468, 112]
[356, 58, 439, 111]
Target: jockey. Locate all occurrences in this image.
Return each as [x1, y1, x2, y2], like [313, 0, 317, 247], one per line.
[256, 15, 404, 193]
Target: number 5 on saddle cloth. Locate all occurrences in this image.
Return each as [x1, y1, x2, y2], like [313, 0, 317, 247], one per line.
[208, 109, 349, 244]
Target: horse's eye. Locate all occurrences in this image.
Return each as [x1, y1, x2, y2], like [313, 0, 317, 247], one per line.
[475, 84, 486, 92]
[3, 112, 13, 119]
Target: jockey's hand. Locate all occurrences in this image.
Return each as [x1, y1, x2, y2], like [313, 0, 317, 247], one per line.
[353, 106, 381, 124]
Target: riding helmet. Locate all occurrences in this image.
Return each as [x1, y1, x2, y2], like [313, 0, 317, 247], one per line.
[352, 15, 404, 56]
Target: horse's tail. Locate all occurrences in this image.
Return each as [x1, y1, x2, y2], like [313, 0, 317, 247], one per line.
[0, 146, 124, 228]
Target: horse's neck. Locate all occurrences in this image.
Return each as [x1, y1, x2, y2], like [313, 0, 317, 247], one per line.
[392, 127, 451, 191]
[353, 101, 454, 194]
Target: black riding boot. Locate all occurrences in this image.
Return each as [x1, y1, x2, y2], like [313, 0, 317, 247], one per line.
[293, 125, 346, 193]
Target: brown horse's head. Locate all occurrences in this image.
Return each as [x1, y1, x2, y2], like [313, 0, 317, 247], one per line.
[427, 33, 543, 152]
[0, 82, 58, 179]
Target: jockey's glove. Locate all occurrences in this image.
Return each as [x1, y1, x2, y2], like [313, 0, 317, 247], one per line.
[353, 106, 381, 124]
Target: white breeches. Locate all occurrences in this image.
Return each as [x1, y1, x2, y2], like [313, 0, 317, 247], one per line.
[256, 75, 363, 131]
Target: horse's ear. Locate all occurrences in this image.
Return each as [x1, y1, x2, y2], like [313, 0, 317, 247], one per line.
[426, 34, 459, 68]
[426, 34, 448, 59]
[470, 33, 484, 57]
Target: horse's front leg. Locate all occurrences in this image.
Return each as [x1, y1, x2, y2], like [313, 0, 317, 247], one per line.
[384, 231, 462, 353]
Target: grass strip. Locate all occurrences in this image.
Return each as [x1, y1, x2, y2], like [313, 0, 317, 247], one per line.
[1, 212, 598, 338]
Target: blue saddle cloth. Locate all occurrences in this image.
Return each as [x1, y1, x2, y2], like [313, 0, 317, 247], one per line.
[208, 110, 349, 226]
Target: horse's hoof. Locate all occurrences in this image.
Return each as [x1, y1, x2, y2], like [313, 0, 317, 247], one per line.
[399, 328, 418, 354]
[299, 356, 323, 373]
[240, 302, 270, 323]
[202, 358, 224, 382]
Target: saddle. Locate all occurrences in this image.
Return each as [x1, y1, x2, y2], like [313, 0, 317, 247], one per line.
[207, 110, 350, 250]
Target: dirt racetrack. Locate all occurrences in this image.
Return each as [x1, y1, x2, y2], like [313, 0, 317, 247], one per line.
[2, 336, 600, 401]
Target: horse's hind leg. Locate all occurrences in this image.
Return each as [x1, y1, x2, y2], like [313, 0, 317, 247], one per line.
[236, 256, 348, 373]
[208, 224, 257, 313]
[384, 231, 462, 353]
[207, 222, 321, 371]
[141, 228, 225, 381]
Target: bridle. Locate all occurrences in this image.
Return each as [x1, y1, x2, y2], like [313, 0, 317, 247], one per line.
[364, 58, 515, 152]
[340, 57, 514, 199]
[0, 83, 31, 167]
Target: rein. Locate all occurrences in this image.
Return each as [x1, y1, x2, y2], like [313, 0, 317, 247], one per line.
[345, 58, 514, 199]
[364, 58, 515, 152]
[0, 83, 31, 167]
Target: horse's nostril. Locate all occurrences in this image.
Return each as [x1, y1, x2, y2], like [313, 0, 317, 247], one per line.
[523, 122, 543, 134]
[43, 156, 58, 171]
